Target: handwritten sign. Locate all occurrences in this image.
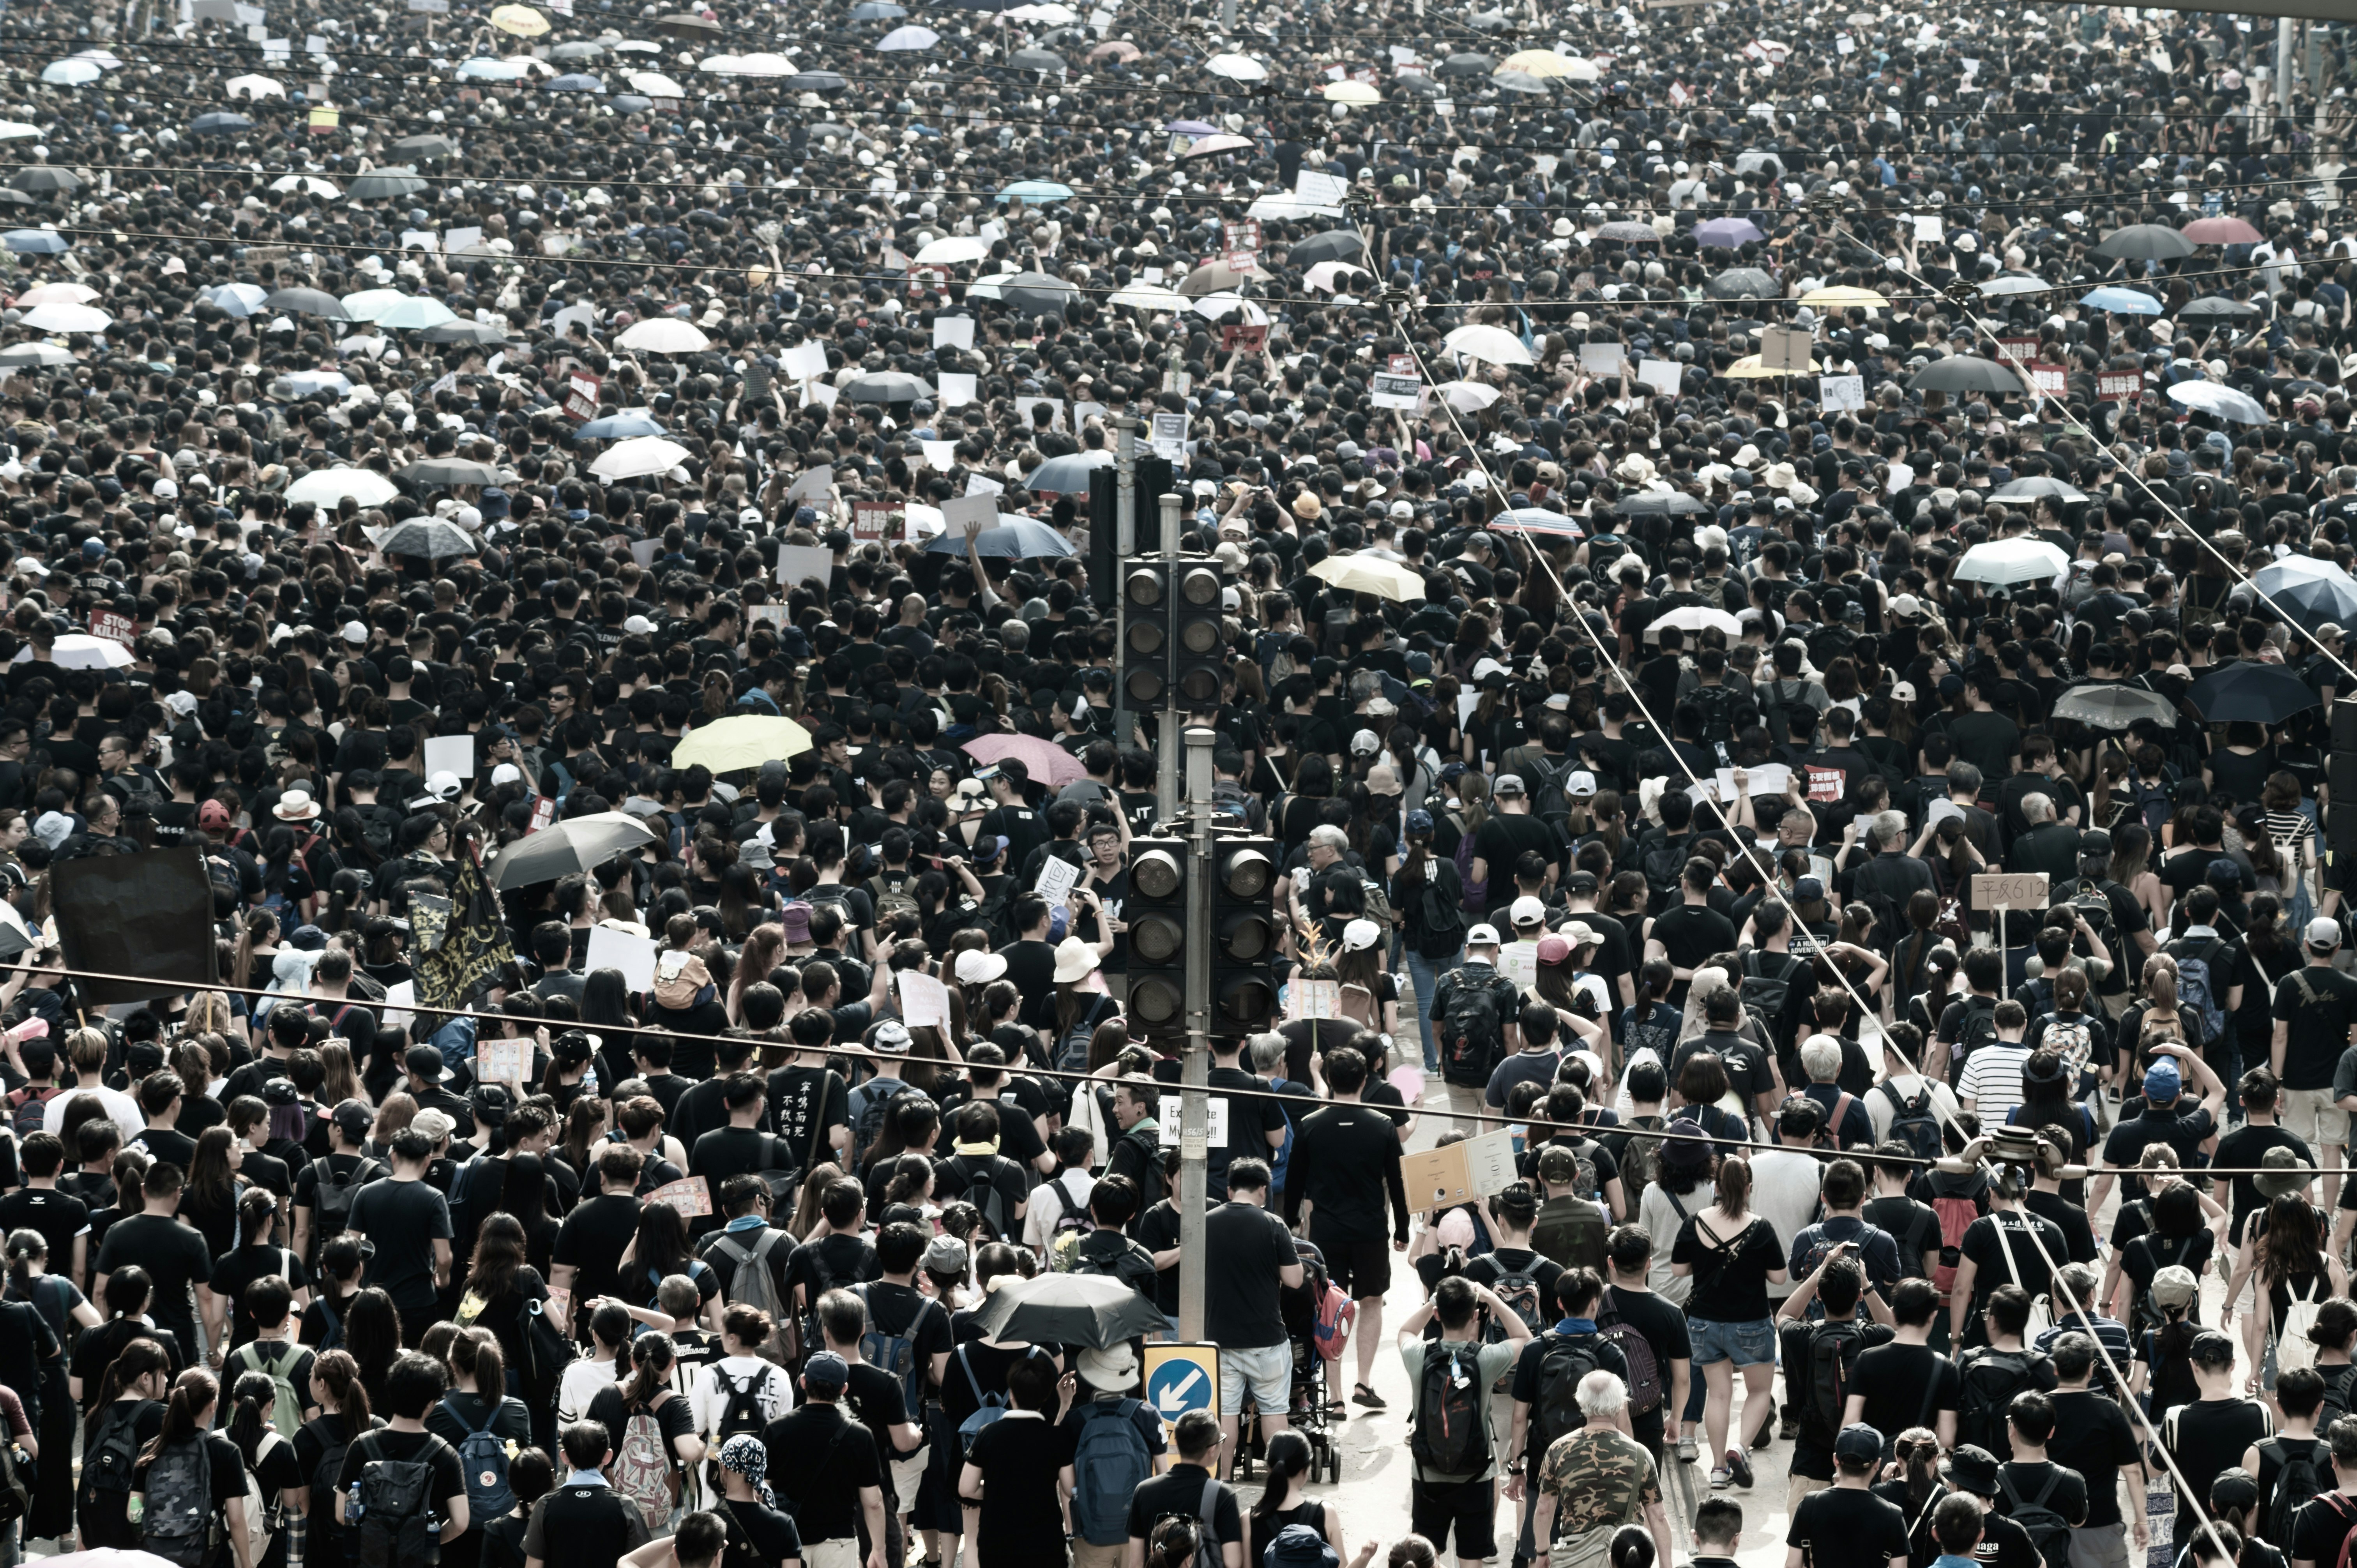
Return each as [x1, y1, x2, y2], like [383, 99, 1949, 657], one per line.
[1290, 978, 1338, 1021]
[645, 1175, 712, 1219]
[476, 1039, 533, 1084]
[1035, 855, 1081, 909]
[1371, 372, 1423, 411]
[1970, 872, 2050, 911]
[562, 372, 599, 422]
[90, 609, 135, 646]
[897, 969, 950, 1031]
[1818, 373, 1866, 413]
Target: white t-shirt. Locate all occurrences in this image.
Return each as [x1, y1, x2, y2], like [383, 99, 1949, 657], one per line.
[1958, 1044, 2035, 1121]
[1749, 1148, 1826, 1300]
[691, 1353, 796, 1438]
[1021, 1169, 1095, 1254]
[43, 1082, 144, 1141]
[1865, 1074, 1962, 1143]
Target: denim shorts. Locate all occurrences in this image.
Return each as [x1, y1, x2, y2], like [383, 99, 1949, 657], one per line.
[1220, 1342, 1294, 1413]
[1689, 1315, 1777, 1368]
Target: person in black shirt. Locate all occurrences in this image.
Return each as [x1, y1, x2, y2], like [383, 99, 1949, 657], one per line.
[786, 1179, 880, 1361]
[761, 1351, 889, 1568]
[1278, 1049, 1407, 1407]
[1786, 1423, 1914, 1568]
[523, 1418, 654, 1568]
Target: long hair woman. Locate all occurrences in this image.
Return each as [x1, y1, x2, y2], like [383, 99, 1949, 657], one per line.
[340, 1287, 403, 1416]
[424, 1328, 533, 1568]
[134, 1370, 249, 1563]
[78, 1336, 172, 1547]
[8, 1225, 93, 1540]
[588, 1332, 702, 1529]
[618, 1204, 721, 1328]
[1669, 1152, 1787, 1488]
[179, 1126, 246, 1259]
[2239, 1187, 2346, 1400]
[297, 1351, 372, 1568]
[461, 1214, 553, 1404]
[223, 1367, 303, 1568]
[1871, 1426, 1951, 1568]
[1247, 1429, 1343, 1568]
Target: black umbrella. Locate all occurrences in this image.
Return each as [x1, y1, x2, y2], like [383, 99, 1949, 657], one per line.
[265, 287, 350, 320]
[2179, 296, 2258, 319]
[845, 371, 930, 402]
[1988, 477, 2087, 503]
[1437, 52, 1494, 74]
[1286, 230, 1364, 266]
[348, 173, 428, 200]
[986, 270, 1079, 318]
[967, 1272, 1169, 1349]
[2095, 224, 2196, 261]
[1704, 267, 1776, 300]
[377, 518, 478, 560]
[1008, 47, 1068, 71]
[2050, 685, 2179, 729]
[1907, 355, 2025, 395]
[2187, 663, 2320, 725]
[393, 133, 457, 158]
[398, 457, 502, 487]
[422, 321, 509, 345]
[1614, 492, 1708, 516]
[786, 70, 848, 92]
[9, 166, 78, 194]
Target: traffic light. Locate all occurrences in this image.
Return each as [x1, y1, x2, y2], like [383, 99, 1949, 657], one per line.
[1211, 835, 1277, 1035]
[1126, 836, 1188, 1038]
[1121, 558, 1170, 713]
[1173, 558, 1226, 709]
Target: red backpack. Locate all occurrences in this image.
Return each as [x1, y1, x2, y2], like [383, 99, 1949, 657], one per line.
[1928, 1171, 1983, 1301]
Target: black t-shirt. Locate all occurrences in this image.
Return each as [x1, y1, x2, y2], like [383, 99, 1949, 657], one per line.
[0, 1187, 87, 1273]
[552, 1193, 644, 1306]
[1671, 1215, 1785, 1323]
[1649, 904, 1740, 985]
[760, 1403, 882, 1544]
[2290, 1490, 2357, 1568]
[2048, 1389, 2143, 1529]
[766, 1066, 850, 1174]
[94, 1212, 213, 1348]
[346, 1178, 454, 1312]
[2273, 965, 2357, 1088]
[1995, 1459, 2087, 1565]
[1280, 1103, 1408, 1245]
[719, 1496, 803, 1568]
[839, 1360, 911, 1501]
[1786, 1483, 1914, 1568]
[1202, 1200, 1298, 1349]
[1126, 1466, 1244, 1556]
[521, 1480, 653, 1568]
[965, 1414, 1077, 1563]
[1851, 1341, 1963, 1445]
[2165, 1398, 2277, 1534]
[786, 1233, 881, 1312]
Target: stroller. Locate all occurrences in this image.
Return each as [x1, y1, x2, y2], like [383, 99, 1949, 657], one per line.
[1233, 1239, 1345, 1485]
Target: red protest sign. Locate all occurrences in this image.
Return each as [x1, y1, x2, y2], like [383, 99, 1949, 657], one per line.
[562, 372, 600, 423]
[2029, 363, 2067, 397]
[2098, 372, 2141, 402]
[1220, 323, 1267, 352]
[852, 500, 905, 544]
[89, 610, 135, 647]
[1388, 353, 1418, 376]
[1995, 337, 2038, 364]
[1225, 249, 1258, 275]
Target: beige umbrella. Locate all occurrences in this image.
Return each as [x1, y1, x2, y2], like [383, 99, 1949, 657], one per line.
[1309, 554, 1425, 602]
[1178, 260, 1254, 297]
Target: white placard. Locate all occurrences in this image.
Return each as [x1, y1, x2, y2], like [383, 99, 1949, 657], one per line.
[776, 543, 834, 588]
[964, 473, 1005, 499]
[629, 538, 659, 568]
[787, 466, 834, 503]
[1370, 373, 1422, 411]
[781, 341, 829, 382]
[401, 228, 439, 253]
[1835, 32, 1854, 52]
[1638, 358, 1684, 396]
[261, 35, 289, 59]
[1885, 461, 1915, 494]
[1150, 410, 1188, 459]
[897, 969, 951, 1030]
[937, 371, 978, 407]
[1159, 1097, 1230, 1148]
[1686, 762, 1793, 803]
[933, 314, 975, 349]
[1463, 1128, 1521, 1196]
[304, 32, 327, 51]
[921, 440, 958, 471]
[800, 382, 839, 410]
[1912, 214, 1945, 242]
[1294, 169, 1350, 208]
[1035, 855, 1081, 908]
[422, 734, 474, 780]
[1579, 342, 1624, 374]
[444, 226, 482, 254]
[1818, 373, 1866, 412]
[586, 923, 659, 991]
[382, 980, 416, 1033]
[943, 493, 999, 536]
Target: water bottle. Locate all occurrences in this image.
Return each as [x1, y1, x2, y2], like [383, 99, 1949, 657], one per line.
[582, 1065, 600, 1098]
[346, 1481, 365, 1524]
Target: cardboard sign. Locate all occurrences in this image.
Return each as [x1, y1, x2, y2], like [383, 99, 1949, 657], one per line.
[897, 969, 950, 1031]
[1219, 323, 1267, 352]
[422, 734, 474, 780]
[852, 501, 904, 544]
[90, 609, 135, 646]
[1371, 372, 1423, 411]
[1758, 325, 1815, 373]
[1970, 872, 2050, 910]
[1289, 978, 1338, 1020]
[1461, 1128, 1521, 1196]
[476, 1039, 533, 1084]
[562, 371, 599, 423]
[1401, 1141, 1474, 1210]
[645, 1176, 712, 1219]
[585, 923, 659, 991]
[2098, 371, 2142, 402]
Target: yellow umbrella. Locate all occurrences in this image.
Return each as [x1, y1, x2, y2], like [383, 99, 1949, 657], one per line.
[1500, 48, 1597, 78]
[1726, 352, 1818, 378]
[669, 713, 815, 773]
[1800, 285, 1890, 309]
[1321, 79, 1380, 103]
[489, 4, 550, 34]
[1309, 553, 1426, 602]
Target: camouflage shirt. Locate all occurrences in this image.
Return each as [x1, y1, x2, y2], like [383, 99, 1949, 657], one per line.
[1538, 1426, 1660, 1541]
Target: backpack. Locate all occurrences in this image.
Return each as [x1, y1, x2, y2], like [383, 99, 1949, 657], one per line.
[1953, 999, 2002, 1075]
[1803, 1318, 1868, 1450]
[84, 1399, 146, 1500]
[203, 848, 245, 916]
[1069, 1400, 1154, 1548]
[1957, 1347, 2046, 1456]
[1045, 1169, 1096, 1257]
[612, 1397, 681, 1530]
[1338, 981, 1379, 1030]
[2280, 1274, 2330, 1375]
[848, 1082, 906, 1171]
[1530, 1193, 1608, 1274]
[1811, 1091, 1860, 1151]
[712, 1229, 795, 1366]
[1419, 875, 1469, 948]
[651, 949, 714, 1012]
[1691, 684, 1741, 746]
[956, 1346, 1007, 1459]
[0, 1427, 25, 1525]
[1612, 1116, 1669, 1204]
[951, 1154, 1015, 1241]
[855, 1282, 929, 1422]
[1996, 1467, 2073, 1568]
[1357, 869, 1393, 932]
[353, 1429, 454, 1568]
[1452, 812, 1485, 908]
[1530, 755, 1578, 829]
[1878, 1080, 1944, 1163]
[1739, 948, 1802, 1024]
[1481, 1263, 1549, 1388]
[307, 1156, 385, 1256]
[5, 1084, 54, 1139]
[1529, 1331, 1602, 1455]
[712, 1365, 774, 1448]
[445, 1395, 518, 1523]
[1929, 1173, 1982, 1300]
[1313, 1280, 1356, 1364]
[141, 1438, 216, 1568]
[1594, 1296, 1662, 1416]
[2170, 937, 2229, 1045]
[1409, 1340, 1488, 1476]
[2263, 1436, 2330, 1547]
[1759, 679, 1813, 749]
[2041, 1015, 2095, 1082]
[1638, 833, 1689, 913]
[235, 1338, 306, 1441]
[1438, 969, 1505, 1086]
[2068, 879, 2118, 944]
[865, 871, 921, 927]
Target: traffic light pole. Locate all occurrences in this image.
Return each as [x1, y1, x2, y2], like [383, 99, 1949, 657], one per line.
[1155, 492, 1184, 823]
[1112, 420, 1139, 749]
[1177, 724, 1216, 1344]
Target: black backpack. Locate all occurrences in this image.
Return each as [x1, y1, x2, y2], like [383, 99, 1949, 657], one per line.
[309, 1156, 385, 1254]
[83, 1399, 146, 1501]
[951, 1154, 1014, 1240]
[1803, 1319, 1868, 1450]
[1438, 970, 1504, 1086]
[1410, 1342, 1488, 1476]
[1529, 1331, 1602, 1456]
[1639, 833, 1689, 913]
[1957, 1348, 2047, 1457]
[1738, 950, 1804, 1022]
[353, 1430, 455, 1568]
[2263, 1436, 2329, 1547]
[714, 1367, 772, 1445]
[1997, 1467, 2073, 1568]
[1877, 1081, 1944, 1163]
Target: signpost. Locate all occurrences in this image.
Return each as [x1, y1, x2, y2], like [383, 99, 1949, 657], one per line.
[1142, 1344, 1219, 1441]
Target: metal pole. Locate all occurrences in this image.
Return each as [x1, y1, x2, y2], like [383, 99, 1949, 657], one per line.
[1155, 492, 1183, 822]
[2281, 15, 2296, 110]
[1177, 725, 1217, 1344]
[1113, 418, 1140, 748]
[1221, 0, 1235, 33]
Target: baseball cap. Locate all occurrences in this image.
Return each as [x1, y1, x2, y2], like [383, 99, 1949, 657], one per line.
[331, 1098, 372, 1142]
[1406, 808, 1435, 834]
[2151, 1264, 2200, 1310]
[955, 950, 1009, 985]
[1350, 728, 1381, 756]
[1493, 773, 1528, 798]
[1567, 770, 1597, 796]
[1510, 895, 1547, 927]
[1834, 1423, 1885, 1463]
[198, 801, 233, 831]
[1342, 919, 1383, 953]
[872, 1021, 912, 1055]
[2144, 1059, 2183, 1102]
[802, 1351, 850, 1392]
[2309, 916, 2343, 950]
[1466, 923, 1501, 947]
[922, 1236, 970, 1276]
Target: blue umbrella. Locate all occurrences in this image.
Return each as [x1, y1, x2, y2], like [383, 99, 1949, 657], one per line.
[996, 179, 1074, 203]
[923, 519, 1075, 558]
[190, 111, 253, 133]
[1489, 507, 1583, 536]
[2, 230, 66, 254]
[576, 412, 668, 439]
[546, 72, 605, 91]
[2081, 286, 2162, 315]
[1693, 217, 1764, 249]
[611, 94, 654, 110]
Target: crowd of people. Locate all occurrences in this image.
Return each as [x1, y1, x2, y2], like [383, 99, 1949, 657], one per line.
[10, 0, 2357, 1566]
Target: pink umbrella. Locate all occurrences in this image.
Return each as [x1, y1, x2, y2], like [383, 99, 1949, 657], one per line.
[2182, 215, 2262, 245]
[963, 733, 1087, 787]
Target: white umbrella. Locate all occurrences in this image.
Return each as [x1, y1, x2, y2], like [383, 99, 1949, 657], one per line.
[2253, 556, 2355, 595]
[457, 57, 529, 79]
[591, 435, 692, 479]
[270, 173, 341, 196]
[224, 74, 285, 98]
[625, 69, 687, 93]
[1189, 292, 1269, 325]
[1435, 380, 1501, 412]
[0, 124, 40, 141]
[1444, 323, 1532, 366]
[612, 39, 664, 51]
[913, 234, 994, 265]
[878, 25, 939, 48]
[1955, 537, 2072, 587]
[13, 282, 95, 305]
[903, 503, 945, 538]
[20, 302, 110, 334]
[72, 49, 124, 69]
[1302, 260, 1371, 293]
[1206, 52, 1268, 79]
[2168, 380, 2270, 425]
[287, 468, 400, 507]
[339, 288, 408, 321]
[616, 317, 710, 353]
[1644, 606, 1744, 641]
[15, 634, 133, 669]
[278, 370, 352, 396]
[39, 60, 101, 85]
[1110, 281, 1188, 313]
[695, 53, 747, 72]
[1002, 2, 1079, 18]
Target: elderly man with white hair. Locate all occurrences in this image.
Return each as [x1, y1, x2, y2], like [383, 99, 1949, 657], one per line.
[1527, 1370, 1673, 1568]
[2007, 792, 2085, 883]
[1793, 1035, 1876, 1150]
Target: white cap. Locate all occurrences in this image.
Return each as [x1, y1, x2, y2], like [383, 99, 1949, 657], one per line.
[1510, 895, 1547, 927]
[1350, 728, 1380, 756]
[1465, 923, 1501, 948]
[1341, 918, 1383, 952]
[340, 620, 368, 644]
[1564, 920, 1602, 948]
[1470, 657, 1507, 682]
[955, 950, 1009, 984]
[2309, 916, 2343, 949]
[1567, 770, 1597, 796]
[490, 763, 523, 787]
[424, 770, 462, 800]
[624, 614, 656, 634]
